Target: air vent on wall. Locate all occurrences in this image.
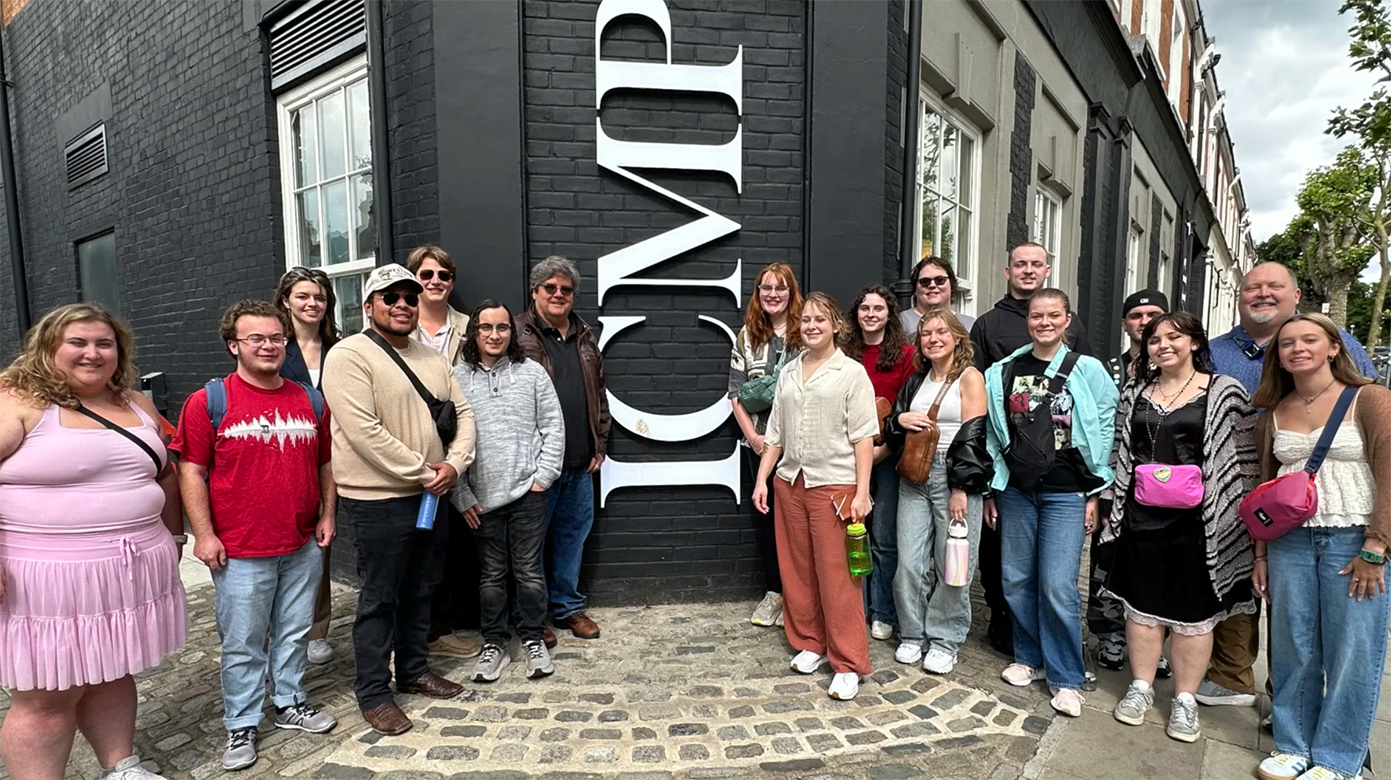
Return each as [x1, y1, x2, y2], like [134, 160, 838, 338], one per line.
[65, 123, 108, 190]
[269, 0, 367, 92]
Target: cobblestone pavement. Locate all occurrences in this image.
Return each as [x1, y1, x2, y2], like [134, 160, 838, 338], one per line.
[0, 577, 1057, 780]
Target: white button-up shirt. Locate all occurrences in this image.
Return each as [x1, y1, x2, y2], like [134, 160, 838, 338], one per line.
[765, 348, 879, 487]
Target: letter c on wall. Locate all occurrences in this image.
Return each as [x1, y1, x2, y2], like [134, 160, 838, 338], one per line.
[598, 315, 736, 442]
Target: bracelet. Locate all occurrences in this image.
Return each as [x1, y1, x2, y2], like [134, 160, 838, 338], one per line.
[1253, 556, 1267, 563]
[171, 534, 188, 544]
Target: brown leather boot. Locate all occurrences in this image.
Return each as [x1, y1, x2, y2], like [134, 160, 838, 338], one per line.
[543, 626, 558, 649]
[558, 612, 601, 639]
[361, 701, 413, 736]
[397, 671, 464, 699]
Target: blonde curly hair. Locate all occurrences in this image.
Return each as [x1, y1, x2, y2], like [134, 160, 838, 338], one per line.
[0, 303, 137, 409]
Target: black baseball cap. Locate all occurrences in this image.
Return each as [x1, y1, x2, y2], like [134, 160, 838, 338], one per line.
[1122, 289, 1169, 317]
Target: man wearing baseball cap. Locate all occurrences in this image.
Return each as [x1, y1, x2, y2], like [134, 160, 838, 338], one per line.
[1107, 290, 1169, 386]
[321, 264, 476, 736]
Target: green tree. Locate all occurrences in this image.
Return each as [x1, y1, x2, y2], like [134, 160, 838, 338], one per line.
[1294, 147, 1377, 328]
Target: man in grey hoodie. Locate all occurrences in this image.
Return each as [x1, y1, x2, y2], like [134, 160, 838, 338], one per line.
[450, 300, 565, 681]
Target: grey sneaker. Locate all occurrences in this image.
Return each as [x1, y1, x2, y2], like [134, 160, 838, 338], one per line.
[1194, 678, 1256, 707]
[307, 638, 334, 664]
[471, 643, 510, 682]
[222, 727, 258, 771]
[524, 639, 555, 678]
[751, 591, 783, 626]
[274, 702, 337, 734]
[1166, 694, 1200, 742]
[99, 755, 169, 780]
[1113, 680, 1154, 726]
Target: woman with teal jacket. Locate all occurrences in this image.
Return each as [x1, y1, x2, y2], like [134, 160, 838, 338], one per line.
[982, 289, 1118, 718]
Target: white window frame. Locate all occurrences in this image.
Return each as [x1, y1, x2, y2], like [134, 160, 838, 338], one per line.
[1032, 188, 1063, 288]
[914, 91, 983, 315]
[1167, 3, 1187, 106]
[1126, 223, 1145, 295]
[276, 56, 375, 329]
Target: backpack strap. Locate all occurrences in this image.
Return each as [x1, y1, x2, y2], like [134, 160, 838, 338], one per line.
[1047, 351, 1083, 395]
[294, 380, 325, 423]
[205, 377, 228, 430]
[1304, 386, 1359, 475]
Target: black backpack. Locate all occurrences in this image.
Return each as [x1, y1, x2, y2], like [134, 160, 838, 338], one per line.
[1003, 351, 1081, 490]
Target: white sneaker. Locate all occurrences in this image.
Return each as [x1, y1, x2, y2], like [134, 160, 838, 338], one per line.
[894, 642, 923, 665]
[827, 672, 859, 700]
[922, 646, 956, 674]
[870, 621, 895, 641]
[751, 592, 783, 626]
[99, 755, 169, 780]
[1293, 767, 1361, 780]
[1001, 663, 1046, 687]
[1257, 753, 1310, 780]
[307, 639, 334, 665]
[1194, 678, 1256, 707]
[1050, 688, 1084, 717]
[790, 650, 828, 674]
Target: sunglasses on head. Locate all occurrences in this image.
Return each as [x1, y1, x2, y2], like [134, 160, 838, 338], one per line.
[540, 282, 574, 297]
[418, 269, 453, 283]
[378, 292, 419, 307]
[917, 275, 949, 288]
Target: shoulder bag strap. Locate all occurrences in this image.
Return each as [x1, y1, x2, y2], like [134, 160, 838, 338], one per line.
[1304, 385, 1359, 475]
[365, 330, 440, 407]
[926, 372, 958, 423]
[1048, 351, 1083, 395]
[74, 404, 164, 474]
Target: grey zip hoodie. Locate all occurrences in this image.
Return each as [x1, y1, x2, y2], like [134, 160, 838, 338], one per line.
[449, 356, 565, 514]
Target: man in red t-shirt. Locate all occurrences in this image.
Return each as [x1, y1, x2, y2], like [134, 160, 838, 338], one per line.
[171, 300, 338, 772]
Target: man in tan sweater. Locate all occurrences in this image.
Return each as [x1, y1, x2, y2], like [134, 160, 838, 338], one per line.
[322, 264, 476, 737]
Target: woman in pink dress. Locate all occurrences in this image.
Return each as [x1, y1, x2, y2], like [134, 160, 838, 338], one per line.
[0, 304, 187, 780]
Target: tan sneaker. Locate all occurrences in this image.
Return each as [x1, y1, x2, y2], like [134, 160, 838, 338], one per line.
[429, 633, 481, 658]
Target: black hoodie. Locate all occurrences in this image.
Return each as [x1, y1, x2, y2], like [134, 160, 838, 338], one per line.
[969, 294, 1092, 372]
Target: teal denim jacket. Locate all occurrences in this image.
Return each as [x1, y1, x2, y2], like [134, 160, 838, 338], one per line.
[983, 343, 1118, 495]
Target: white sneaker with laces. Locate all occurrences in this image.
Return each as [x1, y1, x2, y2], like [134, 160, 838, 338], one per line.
[790, 650, 828, 674]
[894, 642, 923, 665]
[827, 672, 859, 700]
[99, 756, 169, 780]
[1001, 663, 1045, 687]
[1166, 693, 1200, 742]
[307, 638, 334, 664]
[870, 621, 895, 641]
[922, 646, 957, 674]
[1294, 767, 1362, 780]
[1050, 688, 1084, 717]
[751, 591, 783, 626]
[1194, 678, 1256, 707]
[1112, 680, 1153, 726]
[1256, 752, 1310, 780]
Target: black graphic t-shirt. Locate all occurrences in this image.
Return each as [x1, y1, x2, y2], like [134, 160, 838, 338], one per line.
[1006, 354, 1100, 493]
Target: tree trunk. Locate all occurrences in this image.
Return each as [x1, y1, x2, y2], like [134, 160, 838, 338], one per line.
[1326, 272, 1355, 329]
[1369, 238, 1391, 350]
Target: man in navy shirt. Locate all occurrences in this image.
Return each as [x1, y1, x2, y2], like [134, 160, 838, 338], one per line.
[1202, 261, 1378, 710]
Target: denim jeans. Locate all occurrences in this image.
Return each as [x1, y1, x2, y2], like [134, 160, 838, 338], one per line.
[545, 467, 595, 620]
[894, 453, 982, 653]
[1268, 526, 1390, 777]
[343, 494, 447, 711]
[996, 487, 1088, 690]
[472, 491, 549, 646]
[211, 537, 322, 730]
[868, 455, 901, 625]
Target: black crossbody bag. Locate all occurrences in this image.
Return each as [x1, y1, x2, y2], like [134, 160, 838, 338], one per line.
[365, 331, 458, 448]
[74, 403, 166, 475]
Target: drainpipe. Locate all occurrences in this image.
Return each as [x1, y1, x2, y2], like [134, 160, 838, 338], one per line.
[365, 0, 395, 267]
[895, 0, 924, 304]
[0, 25, 28, 334]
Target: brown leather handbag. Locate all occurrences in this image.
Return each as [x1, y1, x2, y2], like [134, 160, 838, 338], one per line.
[873, 397, 893, 446]
[896, 373, 958, 485]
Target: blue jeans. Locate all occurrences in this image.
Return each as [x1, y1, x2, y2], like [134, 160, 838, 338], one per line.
[211, 537, 322, 730]
[546, 467, 595, 620]
[996, 487, 1087, 690]
[868, 455, 900, 625]
[895, 453, 982, 653]
[1269, 526, 1389, 777]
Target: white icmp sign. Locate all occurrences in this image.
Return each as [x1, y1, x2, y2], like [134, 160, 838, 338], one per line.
[592, 0, 745, 507]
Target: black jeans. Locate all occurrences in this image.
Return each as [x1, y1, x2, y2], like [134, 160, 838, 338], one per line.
[343, 494, 446, 711]
[429, 503, 481, 640]
[744, 448, 782, 593]
[471, 490, 549, 646]
[979, 521, 1014, 647]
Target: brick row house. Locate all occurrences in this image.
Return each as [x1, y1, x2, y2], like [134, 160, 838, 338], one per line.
[0, 0, 1254, 601]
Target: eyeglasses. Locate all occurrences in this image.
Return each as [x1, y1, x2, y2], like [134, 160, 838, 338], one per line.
[917, 276, 950, 289]
[418, 269, 453, 283]
[758, 284, 790, 294]
[477, 323, 512, 334]
[379, 292, 419, 307]
[235, 334, 287, 347]
[540, 282, 574, 298]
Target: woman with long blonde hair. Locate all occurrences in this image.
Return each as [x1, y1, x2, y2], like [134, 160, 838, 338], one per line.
[730, 262, 804, 627]
[0, 304, 185, 780]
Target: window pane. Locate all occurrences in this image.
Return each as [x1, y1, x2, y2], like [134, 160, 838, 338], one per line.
[939, 203, 957, 264]
[336, 273, 364, 335]
[347, 79, 372, 172]
[921, 110, 942, 196]
[920, 197, 940, 259]
[957, 133, 974, 201]
[318, 90, 346, 180]
[323, 179, 350, 265]
[351, 172, 376, 261]
[940, 124, 960, 201]
[297, 190, 321, 268]
[956, 208, 973, 270]
[77, 232, 119, 314]
[293, 107, 317, 187]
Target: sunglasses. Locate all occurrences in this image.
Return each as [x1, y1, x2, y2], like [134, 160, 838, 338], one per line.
[540, 282, 574, 297]
[378, 292, 419, 307]
[917, 275, 950, 289]
[418, 269, 453, 283]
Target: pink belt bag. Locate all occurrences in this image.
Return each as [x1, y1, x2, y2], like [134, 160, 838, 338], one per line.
[1133, 464, 1204, 509]
[1240, 386, 1358, 542]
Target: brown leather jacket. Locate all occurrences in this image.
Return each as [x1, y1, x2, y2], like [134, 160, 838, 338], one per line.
[515, 309, 612, 460]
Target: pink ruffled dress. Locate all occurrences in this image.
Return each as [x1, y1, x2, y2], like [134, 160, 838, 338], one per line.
[0, 403, 187, 691]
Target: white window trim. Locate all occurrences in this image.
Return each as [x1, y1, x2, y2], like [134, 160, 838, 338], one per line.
[915, 89, 983, 316]
[1032, 187, 1064, 288]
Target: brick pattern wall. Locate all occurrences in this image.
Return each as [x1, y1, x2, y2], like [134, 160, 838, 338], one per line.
[1007, 56, 1036, 251]
[521, 0, 807, 602]
[383, 0, 439, 262]
[1147, 192, 1163, 288]
[884, 0, 908, 285]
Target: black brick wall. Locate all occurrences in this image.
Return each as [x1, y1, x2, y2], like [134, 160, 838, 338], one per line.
[1147, 192, 1162, 289]
[1007, 56, 1036, 251]
[884, 0, 908, 285]
[383, 0, 439, 262]
[521, 0, 807, 602]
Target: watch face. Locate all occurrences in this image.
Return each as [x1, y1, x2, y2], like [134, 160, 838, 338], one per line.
[1363, 549, 1387, 564]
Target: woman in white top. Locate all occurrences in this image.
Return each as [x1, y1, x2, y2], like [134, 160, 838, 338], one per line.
[884, 310, 986, 675]
[1250, 313, 1390, 780]
[753, 292, 879, 701]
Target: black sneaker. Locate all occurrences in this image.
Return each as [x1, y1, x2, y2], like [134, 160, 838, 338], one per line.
[1096, 640, 1126, 671]
[1155, 654, 1173, 679]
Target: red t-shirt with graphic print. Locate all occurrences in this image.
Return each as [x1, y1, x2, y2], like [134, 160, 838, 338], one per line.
[171, 373, 332, 559]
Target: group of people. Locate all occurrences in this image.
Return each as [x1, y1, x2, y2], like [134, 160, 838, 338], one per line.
[0, 248, 611, 777]
[732, 247, 1387, 780]
[0, 238, 1385, 780]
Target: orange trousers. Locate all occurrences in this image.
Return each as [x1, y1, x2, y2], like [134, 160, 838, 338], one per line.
[774, 473, 871, 675]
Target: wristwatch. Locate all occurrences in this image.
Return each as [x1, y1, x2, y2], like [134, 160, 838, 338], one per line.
[1361, 548, 1387, 565]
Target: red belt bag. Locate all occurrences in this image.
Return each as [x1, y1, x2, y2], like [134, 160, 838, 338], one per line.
[1240, 386, 1358, 542]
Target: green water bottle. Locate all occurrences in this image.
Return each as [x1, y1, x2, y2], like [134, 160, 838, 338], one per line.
[846, 522, 872, 577]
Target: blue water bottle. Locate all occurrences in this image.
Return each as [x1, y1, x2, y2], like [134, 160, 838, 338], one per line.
[416, 492, 439, 530]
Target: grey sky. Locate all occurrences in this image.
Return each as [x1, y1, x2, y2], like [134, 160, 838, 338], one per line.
[1202, 0, 1377, 244]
